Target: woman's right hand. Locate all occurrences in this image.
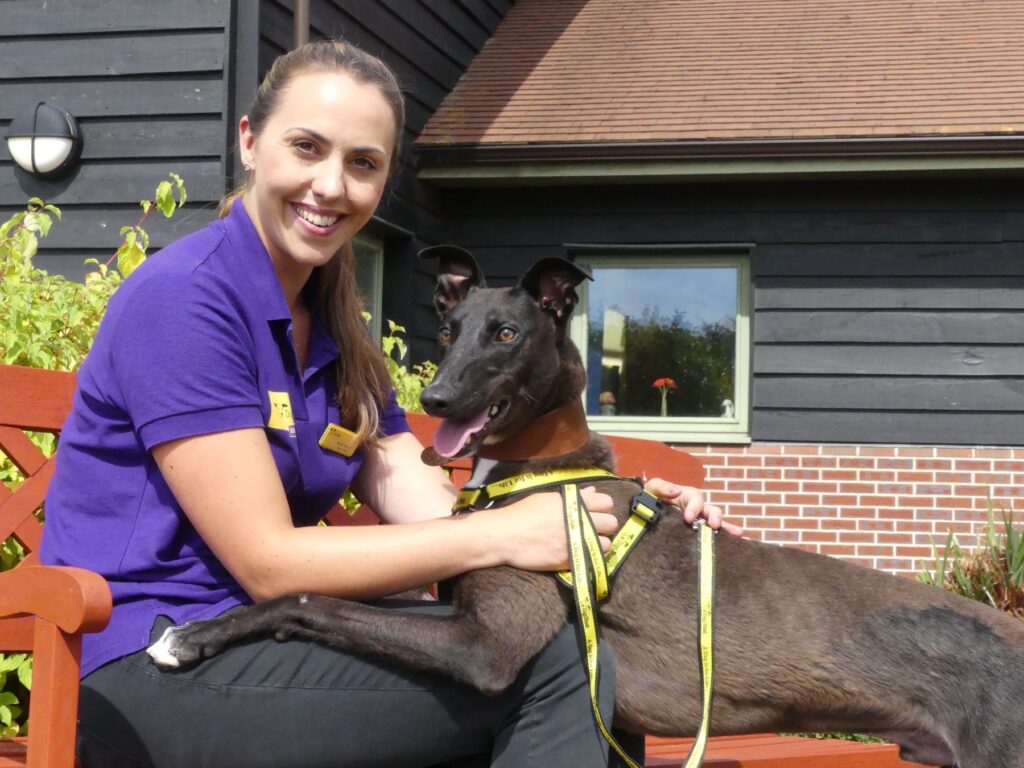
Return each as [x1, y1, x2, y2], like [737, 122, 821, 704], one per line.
[474, 487, 619, 572]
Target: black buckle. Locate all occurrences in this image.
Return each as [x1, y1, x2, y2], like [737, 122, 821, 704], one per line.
[630, 490, 666, 522]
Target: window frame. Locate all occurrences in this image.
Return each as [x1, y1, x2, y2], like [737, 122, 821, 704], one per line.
[568, 252, 752, 444]
[352, 232, 384, 342]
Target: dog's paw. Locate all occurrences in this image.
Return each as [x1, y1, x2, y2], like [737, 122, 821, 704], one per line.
[146, 625, 188, 668]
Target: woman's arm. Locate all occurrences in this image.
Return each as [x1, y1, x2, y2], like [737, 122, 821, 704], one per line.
[152, 428, 617, 602]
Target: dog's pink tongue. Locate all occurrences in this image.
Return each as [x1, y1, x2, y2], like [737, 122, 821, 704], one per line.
[433, 410, 490, 458]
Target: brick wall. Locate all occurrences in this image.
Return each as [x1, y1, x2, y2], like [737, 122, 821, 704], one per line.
[692, 444, 1024, 575]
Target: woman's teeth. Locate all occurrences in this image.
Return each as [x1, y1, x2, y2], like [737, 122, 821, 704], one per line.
[296, 207, 340, 227]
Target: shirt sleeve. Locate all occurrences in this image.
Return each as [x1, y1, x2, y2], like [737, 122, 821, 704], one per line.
[109, 270, 265, 450]
[380, 389, 411, 437]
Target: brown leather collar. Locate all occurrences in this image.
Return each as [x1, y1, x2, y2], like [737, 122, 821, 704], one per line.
[477, 400, 591, 462]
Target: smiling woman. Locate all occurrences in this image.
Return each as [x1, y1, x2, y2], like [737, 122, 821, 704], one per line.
[38, 39, 724, 768]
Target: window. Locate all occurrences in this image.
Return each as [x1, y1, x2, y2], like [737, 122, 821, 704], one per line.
[352, 233, 384, 341]
[569, 253, 751, 443]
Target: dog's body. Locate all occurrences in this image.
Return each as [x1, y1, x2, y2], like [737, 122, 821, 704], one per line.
[149, 250, 1024, 768]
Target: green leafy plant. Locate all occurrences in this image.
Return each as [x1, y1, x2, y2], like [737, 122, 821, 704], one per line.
[381, 319, 437, 414]
[919, 501, 1024, 620]
[0, 174, 187, 736]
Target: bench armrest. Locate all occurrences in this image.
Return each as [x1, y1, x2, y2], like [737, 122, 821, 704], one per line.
[0, 565, 111, 634]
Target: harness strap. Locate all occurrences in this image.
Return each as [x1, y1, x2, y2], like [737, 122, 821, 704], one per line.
[453, 468, 618, 513]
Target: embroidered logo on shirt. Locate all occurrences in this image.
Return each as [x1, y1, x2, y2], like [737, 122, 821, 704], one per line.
[319, 423, 361, 457]
[267, 391, 296, 436]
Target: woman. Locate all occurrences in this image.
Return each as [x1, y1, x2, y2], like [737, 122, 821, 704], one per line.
[41, 40, 734, 768]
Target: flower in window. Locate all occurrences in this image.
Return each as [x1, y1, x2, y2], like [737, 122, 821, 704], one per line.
[652, 377, 678, 417]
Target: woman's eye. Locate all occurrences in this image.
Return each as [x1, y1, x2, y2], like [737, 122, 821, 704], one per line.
[496, 326, 517, 342]
[353, 156, 378, 171]
[293, 140, 317, 154]
[439, 327, 452, 344]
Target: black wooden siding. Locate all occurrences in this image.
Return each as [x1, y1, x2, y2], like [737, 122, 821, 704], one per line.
[435, 177, 1024, 446]
[257, 0, 513, 361]
[0, 0, 248, 280]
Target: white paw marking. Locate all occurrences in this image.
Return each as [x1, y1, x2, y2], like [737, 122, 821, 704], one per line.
[146, 626, 182, 668]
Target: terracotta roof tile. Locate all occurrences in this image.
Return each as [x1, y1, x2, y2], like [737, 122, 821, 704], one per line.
[418, 0, 1024, 146]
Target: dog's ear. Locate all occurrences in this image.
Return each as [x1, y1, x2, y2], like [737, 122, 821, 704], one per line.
[518, 258, 593, 329]
[419, 245, 486, 315]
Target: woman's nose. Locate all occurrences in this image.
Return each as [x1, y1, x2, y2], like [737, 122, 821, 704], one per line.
[311, 158, 345, 201]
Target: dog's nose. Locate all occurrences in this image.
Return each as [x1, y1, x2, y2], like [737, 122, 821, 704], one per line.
[420, 384, 456, 416]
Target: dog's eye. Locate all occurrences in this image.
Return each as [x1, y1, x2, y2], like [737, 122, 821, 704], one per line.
[496, 326, 517, 342]
[438, 327, 452, 344]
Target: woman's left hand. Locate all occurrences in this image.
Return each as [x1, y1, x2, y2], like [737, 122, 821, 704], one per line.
[644, 478, 744, 537]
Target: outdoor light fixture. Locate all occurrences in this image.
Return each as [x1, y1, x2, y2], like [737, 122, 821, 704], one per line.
[5, 103, 83, 179]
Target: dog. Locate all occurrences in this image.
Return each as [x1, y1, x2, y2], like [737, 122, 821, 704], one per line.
[149, 248, 1024, 768]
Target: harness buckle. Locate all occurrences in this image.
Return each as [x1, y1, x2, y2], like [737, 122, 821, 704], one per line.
[630, 490, 666, 523]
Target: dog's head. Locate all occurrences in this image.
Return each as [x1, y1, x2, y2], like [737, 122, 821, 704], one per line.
[418, 246, 592, 461]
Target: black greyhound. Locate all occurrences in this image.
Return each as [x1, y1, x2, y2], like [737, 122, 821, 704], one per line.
[149, 248, 1024, 768]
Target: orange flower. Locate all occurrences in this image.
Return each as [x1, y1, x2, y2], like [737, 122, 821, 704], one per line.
[652, 377, 677, 390]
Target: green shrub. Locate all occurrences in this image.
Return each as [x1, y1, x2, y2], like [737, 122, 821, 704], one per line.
[918, 501, 1024, 620]
[0, 175, 187, 736]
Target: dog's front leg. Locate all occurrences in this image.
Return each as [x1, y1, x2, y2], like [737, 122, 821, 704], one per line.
[149, 573, 567, 696]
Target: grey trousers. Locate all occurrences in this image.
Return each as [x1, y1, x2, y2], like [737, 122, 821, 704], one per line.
[77, 604, 643, 768]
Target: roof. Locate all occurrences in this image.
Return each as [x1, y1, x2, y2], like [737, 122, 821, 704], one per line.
[418, 0, 1024, 152]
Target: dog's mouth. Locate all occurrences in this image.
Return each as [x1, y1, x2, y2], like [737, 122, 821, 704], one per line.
[432, 399, 511, 459]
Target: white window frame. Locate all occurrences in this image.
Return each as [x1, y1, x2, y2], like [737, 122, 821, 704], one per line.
[569, 254, 751, 444]
[352, 232, 384, 342]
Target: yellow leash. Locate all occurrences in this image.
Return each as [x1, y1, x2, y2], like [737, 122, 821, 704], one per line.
[454, 468, 716, 767]
[562, 483, 716, 768]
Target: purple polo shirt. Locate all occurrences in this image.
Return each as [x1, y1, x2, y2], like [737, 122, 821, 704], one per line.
[40, 202, 409, 677]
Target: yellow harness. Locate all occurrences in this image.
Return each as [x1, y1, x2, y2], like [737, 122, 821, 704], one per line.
[454, 468, 716, 768]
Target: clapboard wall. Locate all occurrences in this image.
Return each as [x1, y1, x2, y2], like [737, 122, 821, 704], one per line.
[0, 0, 255, 280]
[258, 0, 514, 359]
[436, 176, 1024, 446]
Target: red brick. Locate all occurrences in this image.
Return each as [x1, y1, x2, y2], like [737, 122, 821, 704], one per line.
[838, 457, 875, 469]
[954, 460, 994, 471]
[698, 454, 727, 466]
[915, 484, 954, 495]
[915, 508, 956, 520]
[975, 472, 1013, 485]
[764, 481, 802, 493]
[821, 446, 858, 456]
[821, 518, 859, 530]
[954, 484, 991, 497]
[819, 470, 858, 481]
[877, 484, 915, 494]
[817, 544, 857, 557]
[784, 494, 821, 505]
[916, 459, 953, 471]
[787, 518, 821, 530]
[801, 506, 841, 517]
[859, 519, 897, 531]
[876, 559, 915, 572]
[896, 471, 934, 482]
[823, 494, 859, 506]
[730, 481, 763, 491]
[707, 492, 747, 504]
[878, 533, 912, 544]
[993, 486, 1024, 498]
[895, 447, 935, 458]
[747, 493, 784, 504]
[856, 544, 893, 556]
[726, 456, 764, 467]
[877, 508, 917, 520]
[936, 448, 974, 458]
[782, 469, 821, 480]
[761, 530, 801, 543]
[802, 531, 838, 542]
[801, 457, 838, 468]
[934, 472, 972, 483]
[893, 546, 938, 559]
[839, 532, 877, 544]
[747, 469, 784, 479]
[763, 456, 801, 468]
[976, 448, 1015, 459]
[859, 447, 897, 457]
[749, 444, 785, 455]
[780, 445, 820, 456]
[897, 495, 934, 507]
[802, 482, 838, 493]
[878, 459, 914, 470]
[993, 461, 1024, 471]
[741, 516, 782, 529]
[708, 467, 746, 479]
[841, 505, 881, 517]
[860, 471, 896, 482]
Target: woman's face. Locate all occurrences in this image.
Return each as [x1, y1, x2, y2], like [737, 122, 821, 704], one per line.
[239, 70, 396, 288]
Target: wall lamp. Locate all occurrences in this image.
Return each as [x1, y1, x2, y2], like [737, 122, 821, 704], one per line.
[5, 103, 83, 179]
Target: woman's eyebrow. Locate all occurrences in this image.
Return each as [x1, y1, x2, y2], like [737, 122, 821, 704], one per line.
[285, 127, 386, 155]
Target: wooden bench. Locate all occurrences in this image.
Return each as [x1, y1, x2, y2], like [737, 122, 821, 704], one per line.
[0, 362, 923, 768]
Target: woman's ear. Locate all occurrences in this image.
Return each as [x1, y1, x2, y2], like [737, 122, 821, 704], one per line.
[239, 115, 256, 171]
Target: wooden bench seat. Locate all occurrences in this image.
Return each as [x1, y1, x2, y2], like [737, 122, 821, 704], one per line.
[0, 362, 921, 768]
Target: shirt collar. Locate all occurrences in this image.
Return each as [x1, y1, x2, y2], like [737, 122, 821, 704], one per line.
[220, 200, 292, 323]
[221, 200, 341, 375]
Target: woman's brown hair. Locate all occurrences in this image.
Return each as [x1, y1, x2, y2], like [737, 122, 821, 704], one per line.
[219, 40, 405, 446]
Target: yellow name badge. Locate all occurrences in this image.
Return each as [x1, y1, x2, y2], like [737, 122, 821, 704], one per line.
[267, 391, 295, 434]
[319, 423, 361, 457]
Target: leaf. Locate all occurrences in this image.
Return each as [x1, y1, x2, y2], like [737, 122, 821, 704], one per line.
[117, 239, 147, 278]
[155, 180, 175, 217]
[16, 658, 31, 690]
